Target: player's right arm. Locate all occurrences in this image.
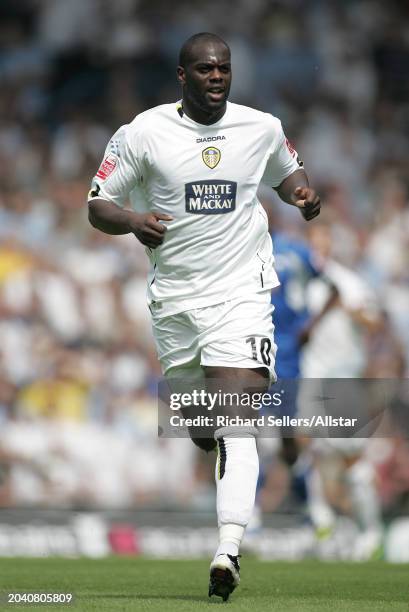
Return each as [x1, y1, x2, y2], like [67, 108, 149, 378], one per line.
[88, 199, 172, 248]
[87, 125, 172, 248]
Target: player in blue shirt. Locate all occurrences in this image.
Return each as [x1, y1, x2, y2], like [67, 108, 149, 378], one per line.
[264, 230, 322, 470]
[272, 230, 320, 380]
[246, 228, 320, 539]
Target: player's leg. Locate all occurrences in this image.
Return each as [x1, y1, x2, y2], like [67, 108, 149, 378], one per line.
[304, 451, 336, 538]
[341, 447, 383, 559]
[208, 367, 267, 540]
[295, 381, 337, 538]
[164, 361, 217, 452]
[205, 365, 269, 601]
[151, 308, 217, 451]
[197, 291, 275, 600]
[306, 438, 383, 558]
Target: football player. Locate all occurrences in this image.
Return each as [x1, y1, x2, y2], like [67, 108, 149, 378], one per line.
[88, 32, 320, 600]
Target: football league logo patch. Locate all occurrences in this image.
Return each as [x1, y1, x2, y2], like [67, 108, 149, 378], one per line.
[202, 147, 221, 169]
[96, 154, 117, 181]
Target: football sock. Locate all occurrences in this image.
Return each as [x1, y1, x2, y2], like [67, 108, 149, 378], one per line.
[215, 523, 244, 558]
[346, 458, 382, 533]
[305, 464, 335, 531]
[213, 434, 259, 558]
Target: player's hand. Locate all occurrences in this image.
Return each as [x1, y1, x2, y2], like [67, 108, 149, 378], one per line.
[292, 187, 320, 221]
[128, 211, 174, 248]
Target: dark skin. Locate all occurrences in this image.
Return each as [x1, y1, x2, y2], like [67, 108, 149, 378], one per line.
[88, 202, 172, 249]
[88, 39, 321, 449]
[186, 366, 270, 452]
[176, 40, 232, 125]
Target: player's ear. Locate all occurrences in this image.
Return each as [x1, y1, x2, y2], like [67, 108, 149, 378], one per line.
[177, 66, 186, 86]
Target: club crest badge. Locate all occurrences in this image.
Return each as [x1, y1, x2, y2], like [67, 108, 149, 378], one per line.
[202, 147, 221, 169]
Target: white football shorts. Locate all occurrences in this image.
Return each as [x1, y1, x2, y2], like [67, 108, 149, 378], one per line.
[151, 290, 277, 382]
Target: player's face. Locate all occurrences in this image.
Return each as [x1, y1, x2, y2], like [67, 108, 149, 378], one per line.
[177, 42, 231, 118]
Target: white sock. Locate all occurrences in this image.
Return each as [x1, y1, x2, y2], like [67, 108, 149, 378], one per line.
[215, 523, 245, 558]
[306, 465, 335, 531]
[214, 435, 259, 559]
[346, 459, 382, 533]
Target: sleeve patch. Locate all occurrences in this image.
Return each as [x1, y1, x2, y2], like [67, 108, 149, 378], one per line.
[96, 154, 118, 181]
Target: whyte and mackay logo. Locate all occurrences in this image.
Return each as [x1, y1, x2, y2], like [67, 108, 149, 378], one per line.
[185, 180, 237, 214]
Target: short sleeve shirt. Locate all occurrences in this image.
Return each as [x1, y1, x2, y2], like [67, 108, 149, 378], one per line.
[89, 101, 302, 317]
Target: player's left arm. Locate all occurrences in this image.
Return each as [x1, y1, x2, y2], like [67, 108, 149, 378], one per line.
[263, 118, 320, 221]
[275, 168, 321, 222]
[298, 281, 339, 346]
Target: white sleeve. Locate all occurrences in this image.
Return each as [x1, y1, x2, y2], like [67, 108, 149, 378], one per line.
[88, 125, 141, 208]
[262, 118, 303, 188]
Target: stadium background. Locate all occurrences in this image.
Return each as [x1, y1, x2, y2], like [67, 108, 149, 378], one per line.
[0, 0, 408, 561]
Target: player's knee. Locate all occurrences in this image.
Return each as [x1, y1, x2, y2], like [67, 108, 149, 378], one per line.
[191, 437, 217, 452]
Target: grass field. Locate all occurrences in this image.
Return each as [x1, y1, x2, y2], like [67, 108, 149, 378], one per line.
[0, 557, 408, 611]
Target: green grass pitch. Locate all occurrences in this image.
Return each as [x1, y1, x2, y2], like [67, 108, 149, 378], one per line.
[0, 558, 408, 611]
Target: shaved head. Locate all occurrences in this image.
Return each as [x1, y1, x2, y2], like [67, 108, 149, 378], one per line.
[179, 32, 230, 68]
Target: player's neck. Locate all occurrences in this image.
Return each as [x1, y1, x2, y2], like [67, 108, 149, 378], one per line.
[181, 99, 227, 125]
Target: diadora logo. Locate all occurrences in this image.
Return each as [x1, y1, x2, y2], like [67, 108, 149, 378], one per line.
[196, 136, 226, 143]
[185, 180, 237, 214]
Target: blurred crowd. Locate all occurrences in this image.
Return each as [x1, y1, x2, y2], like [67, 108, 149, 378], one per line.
[0, 0, 408, 514]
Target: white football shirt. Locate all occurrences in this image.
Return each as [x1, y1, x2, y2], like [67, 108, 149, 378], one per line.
[300, 260, 380, 377]
[89, 101, 301, 317]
